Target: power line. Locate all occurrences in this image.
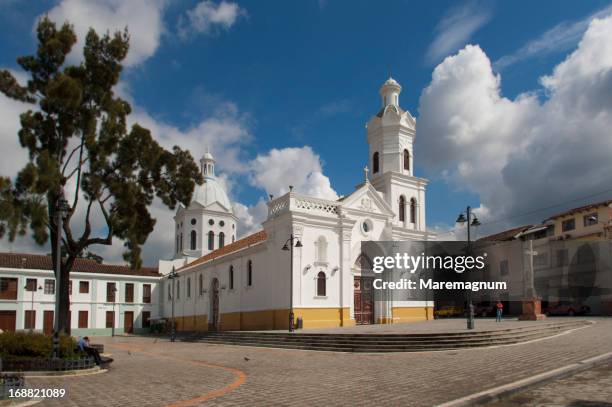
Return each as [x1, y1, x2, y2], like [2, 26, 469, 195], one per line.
[433, 187, 612, 238]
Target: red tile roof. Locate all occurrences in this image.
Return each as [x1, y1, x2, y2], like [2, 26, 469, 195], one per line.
[477, 225, 533, 242]
[179, 230, 267, 272]
[547, 199, 612, 220]
[0, 252, 159, 277]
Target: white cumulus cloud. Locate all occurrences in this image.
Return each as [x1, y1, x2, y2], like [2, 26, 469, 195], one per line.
[45, 0, 167, 67]
[178, 0, 245, 39]
[418, 14, 612, 236]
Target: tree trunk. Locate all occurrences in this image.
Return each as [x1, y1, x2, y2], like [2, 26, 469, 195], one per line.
[49, 198, 73, 335]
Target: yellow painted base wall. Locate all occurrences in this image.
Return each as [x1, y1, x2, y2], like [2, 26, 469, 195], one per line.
[173, 307, 432, 331]
[391, 307, 434, 323]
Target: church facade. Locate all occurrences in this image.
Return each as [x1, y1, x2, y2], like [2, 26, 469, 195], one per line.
[158, 78, 436, 331]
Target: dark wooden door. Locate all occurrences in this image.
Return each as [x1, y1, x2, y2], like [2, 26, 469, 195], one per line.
[354, 277, 374, 324]
[43, 310, 54, 335]
[0, 310, 16, 332]
[124, 311, 134, 334]
[209, 278, 219, 330]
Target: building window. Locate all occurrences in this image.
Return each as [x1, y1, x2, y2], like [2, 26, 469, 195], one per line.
[247, 260, 253, 286]
[399, 196, 406, 222]
[143, 284, 151, 303]
[410, 198, 417, 224]
[499, 260, 509, 276]
[25, 278, 37, 292]
[232, 235, 235, 243]
[534, 253, 548, 268]
[584, 213, 598, 227]
[44, 279, 55, 295]
[78, 311, 88, 329]
[229, 266, 234, 290]
[316, 271, 326, 296]
[187, 277, 191, 298]
[403, 149, 410, 172]
[105, 311, 115, 328]
[68, 280, 72, 295]
[191, 218, 197, 225]
[0, 278, 18, 300]
[168, 284, 171, 301]
[176, 234, 179, 253]
[79, 281, 89, 294]
[24, 310, 36, 330]
[180, 233, 183, 251]
[190, 230, 197, 250]
[372, 152, 379, 174]
[562, 218, 576, 232]
[106, 282, 116, 302]
[316, 236, 327, 262]
[208, 231, 214, 251]
[220, 220, 225, 227]
[219, 232, 225, 248]
[556, 249, 569, 267]
[199, 274, 203, 296]
[142, 311, 151, 328]
[176, 280, 180, 300]
[208, 219, 214, 226]
[125, 283, 134, 303]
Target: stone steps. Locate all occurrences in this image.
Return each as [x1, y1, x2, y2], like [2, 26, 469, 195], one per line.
[186, 320, 590, 353]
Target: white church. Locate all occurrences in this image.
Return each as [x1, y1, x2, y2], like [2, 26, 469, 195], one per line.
[158, 78, 436, 331]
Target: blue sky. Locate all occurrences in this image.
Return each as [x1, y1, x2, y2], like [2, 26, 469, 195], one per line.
[1, 0, 612, 263]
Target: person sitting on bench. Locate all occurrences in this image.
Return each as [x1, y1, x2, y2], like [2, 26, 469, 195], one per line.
[77, 336, 102, 365]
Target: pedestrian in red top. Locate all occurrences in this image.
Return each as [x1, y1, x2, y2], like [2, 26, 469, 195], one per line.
[496, 300, 504, 322]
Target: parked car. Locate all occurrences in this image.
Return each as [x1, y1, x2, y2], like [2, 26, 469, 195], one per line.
[544, 302, 591, 316]
[434, 305, 464, 318]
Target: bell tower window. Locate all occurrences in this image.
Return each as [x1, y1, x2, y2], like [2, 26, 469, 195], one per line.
[219, 232, 225, 248]
[410, 198, 417, 224]
[399, 196, 406, 222]
[373, 152, 379, 174]
[190, 230, 197, 250]
[403, 149, 410, 172]
[208, 231, 214, 251]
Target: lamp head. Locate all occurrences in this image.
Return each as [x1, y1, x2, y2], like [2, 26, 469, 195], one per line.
[471, 217, 481, 227]
[295, 240, 303, 248]
[456, 213, 467, 224]
[282, 243, 290, 251]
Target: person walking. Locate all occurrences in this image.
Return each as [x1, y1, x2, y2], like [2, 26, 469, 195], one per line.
[495, 300, 504, 322]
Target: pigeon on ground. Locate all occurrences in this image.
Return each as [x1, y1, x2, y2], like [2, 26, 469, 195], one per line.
[244, 356, 250, 362]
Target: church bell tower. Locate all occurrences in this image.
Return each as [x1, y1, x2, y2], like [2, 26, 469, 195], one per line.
[366, 77, 427, 232]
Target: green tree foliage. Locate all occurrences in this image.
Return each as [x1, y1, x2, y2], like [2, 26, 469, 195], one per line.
[0, 18, 202, 333]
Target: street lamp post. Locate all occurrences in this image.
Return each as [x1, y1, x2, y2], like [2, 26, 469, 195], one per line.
[52, 194, 69, 359]
[24, 283, 42, 331]
[111, 285, 118, 337]
[456, 206, 481, 330]
[168, 267, 178, 342]
[282, 235, 302, 332]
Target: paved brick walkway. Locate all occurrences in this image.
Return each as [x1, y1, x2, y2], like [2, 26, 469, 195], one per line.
[25, 318, 612, 407]
[485, 361, 612, 406]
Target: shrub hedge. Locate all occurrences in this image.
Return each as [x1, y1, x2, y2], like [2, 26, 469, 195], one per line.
[0, 331, 77, 359]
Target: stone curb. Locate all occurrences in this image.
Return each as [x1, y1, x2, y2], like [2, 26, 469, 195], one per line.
[436, 351, 612, 407]
[2, 366, 102, 378]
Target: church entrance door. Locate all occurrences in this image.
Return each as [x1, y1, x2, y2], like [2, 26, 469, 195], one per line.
[209, 278, 220, 331]
[354, 276, 374, 324]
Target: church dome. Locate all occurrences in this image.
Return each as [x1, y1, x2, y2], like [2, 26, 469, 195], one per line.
[192, 177, 233, 213]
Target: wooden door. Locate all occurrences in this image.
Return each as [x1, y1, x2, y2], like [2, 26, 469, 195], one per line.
[43, 310, 54, 335]
[124, 311, 134, 334]
[354, 277, 374, 324]
[209, 278, 219, 330]
[0, 310, 16, 332]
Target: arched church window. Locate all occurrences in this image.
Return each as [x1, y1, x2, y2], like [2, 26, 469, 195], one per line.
[176, 280, 180, 300]
[232, 235, 235, 243]
[190, 230, 197, 250]
[403, 149, 410, 172]
[219, 232, 225, 248]
[191, 218, 196, 225]
[176, 235, 179, 253]
[373, 152, 379, 174]
[208, 231, 214, 251]
[187, 277, 191, 298]
[247, 260, 253, 286]
[199, 274, 203, 296]
[316, 272, 326, 296]
[229, 265, 234, 290]
[410, 198, 417, 224]
[168, 284, 171, 301]
[180, 234, 183, 251]
[315, 236, 327, 262]
[399, 196, 406, 222]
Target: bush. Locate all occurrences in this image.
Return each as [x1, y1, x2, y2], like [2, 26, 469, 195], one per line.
[0, 331, 77, 359]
